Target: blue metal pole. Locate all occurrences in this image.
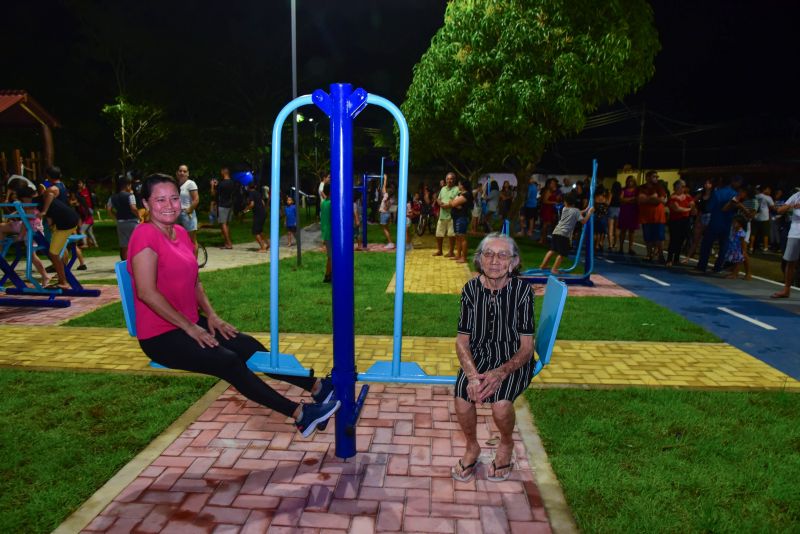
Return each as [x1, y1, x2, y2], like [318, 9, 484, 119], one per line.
[365, 94, 409, 378]
[314, 83, 368, 459]
[270, 95, 313, 367]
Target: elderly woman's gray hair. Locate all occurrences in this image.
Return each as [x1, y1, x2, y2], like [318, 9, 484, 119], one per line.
[673, 179, 685, 193]
[472, 232, 522, 275]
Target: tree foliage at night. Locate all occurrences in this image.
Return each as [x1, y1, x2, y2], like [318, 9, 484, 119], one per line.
[101, 96, 168, 174]
[402, 0, 660, 178]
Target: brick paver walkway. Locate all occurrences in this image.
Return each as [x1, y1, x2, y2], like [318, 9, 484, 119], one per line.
[82, 383, 548, 534]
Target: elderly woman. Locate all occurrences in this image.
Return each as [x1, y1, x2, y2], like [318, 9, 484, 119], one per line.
[452, 233, 535, 483]
[127, 174, 339, 437]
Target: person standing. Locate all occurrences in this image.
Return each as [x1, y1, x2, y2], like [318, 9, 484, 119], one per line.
[618, 176, 640, 255]
[770, 190, 800, 298]
[637, 170, 668, 263]
[176, 164, 200, 255]
[320, 183, 332, 283]
[33, 185, 80, 289]
[107, 177, 142, 260]
[752, 185, 774, 254]
[446, 178, 474, 263]
[212, 167, 235, 249]
[696, 176, 741, 273]
[665, 180, 695, 266]
[434, 172, 459, 256]
[284, 195, 297, 247]
[522, 177, 539, 238]
[244, 182, 268, 252]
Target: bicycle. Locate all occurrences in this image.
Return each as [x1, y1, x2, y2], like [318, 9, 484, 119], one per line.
[197, 242, 208, 268]
[415, 204, 436, 236]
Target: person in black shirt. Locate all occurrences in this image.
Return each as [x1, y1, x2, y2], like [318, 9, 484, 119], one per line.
[244, 182, 268, 252]
[446, 178, 474, 263]
[107, 177, 142, 260]
[211, 167, 236, 249]
[22, 186, 79, 290]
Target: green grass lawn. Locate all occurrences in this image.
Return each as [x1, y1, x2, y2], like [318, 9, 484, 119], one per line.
[66, 251, 717, 342]
[527, 388, 800, 533]
[0, 370, 215, 533]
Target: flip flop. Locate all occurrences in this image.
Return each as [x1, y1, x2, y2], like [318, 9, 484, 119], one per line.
[487, 459, 514, 482]
[770, 292, 789, 299]
[450, 459, 478, 482]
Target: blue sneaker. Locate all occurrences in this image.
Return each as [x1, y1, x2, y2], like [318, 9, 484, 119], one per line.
[313, 376, 335, 404]
[295, 400, 341, 438]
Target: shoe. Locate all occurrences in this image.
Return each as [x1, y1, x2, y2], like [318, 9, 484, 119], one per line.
[451, 459, 478, 482]
[312, 376, 335, 404]
[295, 400, 341, 438]
[384, 243, 395, 250]
[76, 264, 87, 271]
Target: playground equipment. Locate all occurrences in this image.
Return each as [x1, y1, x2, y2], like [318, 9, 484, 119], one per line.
[518, 159, 598, 286]
[0, 201, 99, 307]
[265, 83, 570, 459]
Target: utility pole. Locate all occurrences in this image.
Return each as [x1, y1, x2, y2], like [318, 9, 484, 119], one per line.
[291, 0, 302, 265]
[636, 103, 646, 183]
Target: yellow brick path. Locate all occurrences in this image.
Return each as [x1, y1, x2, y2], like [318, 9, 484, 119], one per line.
[2, 325, 797, 390]
[385, 247, 472, 294]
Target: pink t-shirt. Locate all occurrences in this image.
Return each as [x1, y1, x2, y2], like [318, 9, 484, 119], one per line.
[126, 223, 199, 339]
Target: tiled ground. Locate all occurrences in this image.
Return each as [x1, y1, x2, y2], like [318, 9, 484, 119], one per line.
[83, 383, 548, 534]
[2, 325, 797, 390]
[0, 285, 120, 325]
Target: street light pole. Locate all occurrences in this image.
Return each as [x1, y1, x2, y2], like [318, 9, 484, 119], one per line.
[291, 0, 302, 265]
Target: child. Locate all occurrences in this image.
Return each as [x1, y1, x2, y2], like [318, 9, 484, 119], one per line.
[539, 192, 594, 274]
[320, 183, 332, 283]
[725, 215, 751, 280]
[284, 195, 297, 247]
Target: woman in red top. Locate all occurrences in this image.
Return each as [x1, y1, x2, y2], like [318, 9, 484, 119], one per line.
[538, 178, 559, 244]
[618, 176, 640, 254]
[127, 174, 339, 437]
[666, 179, 695, 266]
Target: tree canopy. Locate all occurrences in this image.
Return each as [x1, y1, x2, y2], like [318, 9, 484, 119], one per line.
[401, 0, 660, 178]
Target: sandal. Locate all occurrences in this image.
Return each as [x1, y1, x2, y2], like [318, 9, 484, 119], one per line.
[450, 459, 478, 482]
[487, 459, 514, 482]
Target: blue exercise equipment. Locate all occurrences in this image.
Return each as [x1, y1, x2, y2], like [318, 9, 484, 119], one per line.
[519, 159, 598, 286]
[0, 201, 99, 307]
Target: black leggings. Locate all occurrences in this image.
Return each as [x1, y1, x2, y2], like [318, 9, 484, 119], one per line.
[139, 316, 315, 417]
[667, 218, 691, 263]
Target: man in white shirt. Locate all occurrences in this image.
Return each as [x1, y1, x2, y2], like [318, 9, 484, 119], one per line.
[176, 164, 200, 254]
[771, 189, 800, 299]
[752, 185, 774, 253]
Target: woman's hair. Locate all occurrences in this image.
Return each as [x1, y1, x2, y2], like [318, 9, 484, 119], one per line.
[141, 173, 178, 201]
[459, 178, 471, 190]
[673, 179, 685, 192]
[472, 232, 522, 276]
[733, 214, 747, 228]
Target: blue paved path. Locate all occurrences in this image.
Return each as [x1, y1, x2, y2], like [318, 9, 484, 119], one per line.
[596, 257, 800, 381]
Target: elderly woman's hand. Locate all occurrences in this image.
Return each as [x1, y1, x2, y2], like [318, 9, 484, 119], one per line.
[476, 368, 507, 402]
[466, 377, 482, 403]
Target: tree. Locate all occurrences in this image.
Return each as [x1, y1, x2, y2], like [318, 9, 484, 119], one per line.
[401, 0, 660, 179]
[101, 96, 168, 176]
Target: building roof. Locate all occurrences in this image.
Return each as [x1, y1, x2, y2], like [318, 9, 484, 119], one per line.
[0, 90, 60, 128]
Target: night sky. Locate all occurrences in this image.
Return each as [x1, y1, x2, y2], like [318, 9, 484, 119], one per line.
[3, 0, 799, 176]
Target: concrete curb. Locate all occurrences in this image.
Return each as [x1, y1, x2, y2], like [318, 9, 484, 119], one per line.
[516, 399, 579, 534]
[52, 380, 229, 534]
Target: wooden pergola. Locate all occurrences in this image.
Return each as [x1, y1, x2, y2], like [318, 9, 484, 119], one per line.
[0, 90, 61, 179]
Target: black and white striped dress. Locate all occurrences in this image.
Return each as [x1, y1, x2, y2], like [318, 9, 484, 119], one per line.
[455, 276, 536, 403]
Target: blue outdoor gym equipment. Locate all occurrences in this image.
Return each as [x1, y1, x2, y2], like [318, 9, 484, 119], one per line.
[518, 159, 598, 286]
[0, 201, 99, 307]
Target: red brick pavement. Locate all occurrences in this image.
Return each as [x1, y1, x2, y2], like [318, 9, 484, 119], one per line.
[0, 285, 120, 325]
[83, 383, 550, 534]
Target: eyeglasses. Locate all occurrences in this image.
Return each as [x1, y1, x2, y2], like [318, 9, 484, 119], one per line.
[481, 250, 515, 261]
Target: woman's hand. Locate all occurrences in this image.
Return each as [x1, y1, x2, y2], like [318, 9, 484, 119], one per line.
[207, 314, 238, 340]
[476, 368, 507, 402]
[186, 323, 219, 348]
[466, 377, 482, 403]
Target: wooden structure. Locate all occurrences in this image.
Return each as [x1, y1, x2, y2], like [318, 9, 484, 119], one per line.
[0, 90, 61, 181]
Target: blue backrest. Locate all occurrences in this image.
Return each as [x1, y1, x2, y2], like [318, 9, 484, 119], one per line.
[533, 276, 568, 376]
[115, 260, 137, 337]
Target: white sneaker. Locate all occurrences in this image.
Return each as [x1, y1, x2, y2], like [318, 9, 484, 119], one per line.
[384, 243, 396, 250]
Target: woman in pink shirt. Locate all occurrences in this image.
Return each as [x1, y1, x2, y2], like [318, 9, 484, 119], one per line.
[127, 174, 339, 437]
